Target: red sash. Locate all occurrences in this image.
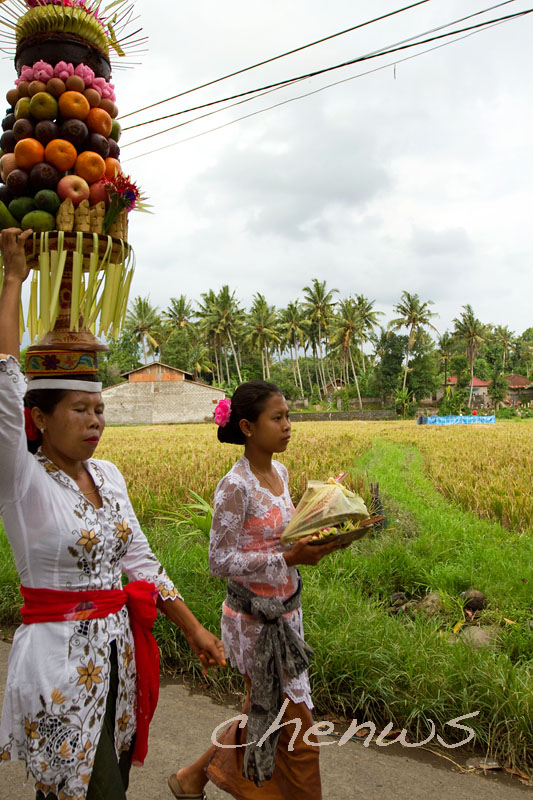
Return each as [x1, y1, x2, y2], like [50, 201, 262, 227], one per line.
[20, 580, 159, 766]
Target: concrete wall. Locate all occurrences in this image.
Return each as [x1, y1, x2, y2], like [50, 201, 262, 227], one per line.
[290, 410, 396, 422]
[103, 380, 225, 425]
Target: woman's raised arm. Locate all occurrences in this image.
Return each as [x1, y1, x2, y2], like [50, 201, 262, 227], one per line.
[0, 228, 32, 359]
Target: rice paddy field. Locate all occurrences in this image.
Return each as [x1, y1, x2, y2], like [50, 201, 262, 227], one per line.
[1, 418, 532, 772]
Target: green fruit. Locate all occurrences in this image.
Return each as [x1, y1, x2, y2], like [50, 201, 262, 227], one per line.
[20, 209, 55, 232]
[14, 97, 31, 120]
[8, 195, 36, 221]
[34, 189, 61, 214]
[29, 91, 58, 121]
[109, 119, 121, 142]
[0, 199, 19, 229]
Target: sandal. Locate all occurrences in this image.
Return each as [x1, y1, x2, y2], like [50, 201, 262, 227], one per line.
[167, 771, 207, 799]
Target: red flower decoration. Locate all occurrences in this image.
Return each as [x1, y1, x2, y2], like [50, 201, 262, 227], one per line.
[24, 408, 40, 442]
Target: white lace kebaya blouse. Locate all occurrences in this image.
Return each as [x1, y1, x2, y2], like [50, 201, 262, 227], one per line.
[0, 355, 181, 800]
[208, 455, 313, 708]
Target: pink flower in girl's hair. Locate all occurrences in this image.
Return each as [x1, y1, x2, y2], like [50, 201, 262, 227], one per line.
[214, 398, 232, 427]
[91, 77, 106, 96]
[74, 63, 95, 87]
[33, 60, 54, 82]
[54, 61, 74, 81]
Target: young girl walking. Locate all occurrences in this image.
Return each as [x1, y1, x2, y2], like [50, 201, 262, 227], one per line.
[168, 380, 347, 800]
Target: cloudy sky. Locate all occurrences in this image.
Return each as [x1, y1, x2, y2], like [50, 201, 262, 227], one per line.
[2, 0, 532, 337]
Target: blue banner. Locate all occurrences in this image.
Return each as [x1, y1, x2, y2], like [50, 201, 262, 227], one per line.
[421, 415, 496, 426]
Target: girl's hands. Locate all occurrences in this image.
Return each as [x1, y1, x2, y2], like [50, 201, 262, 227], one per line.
[283, 534, 348, 566]
[0, 228, 33, 283]
[185, 624, 226, 676]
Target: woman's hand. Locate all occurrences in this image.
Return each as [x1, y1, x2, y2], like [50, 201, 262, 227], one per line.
[283, 534, 348, 566]
[0, 228, 33, 283]
[185, 625, 226, 676]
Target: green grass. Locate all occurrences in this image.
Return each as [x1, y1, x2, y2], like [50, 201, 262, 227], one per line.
[0, 439, 531, 771]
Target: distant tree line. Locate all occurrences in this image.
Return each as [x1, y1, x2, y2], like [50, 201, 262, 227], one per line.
[98, 280, 533, 412]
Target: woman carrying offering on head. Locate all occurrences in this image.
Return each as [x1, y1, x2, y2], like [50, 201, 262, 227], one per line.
[0, 228, 225, 800]
[168, 380, 347, 800]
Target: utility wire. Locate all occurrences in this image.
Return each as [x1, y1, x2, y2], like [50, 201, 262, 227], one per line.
[122, 13, 520, 164]
[120, 0, 431, 120]
[121, 0, 519, 147]
[122, 5, 530, 133]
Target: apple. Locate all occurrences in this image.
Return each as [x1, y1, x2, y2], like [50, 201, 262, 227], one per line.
[57, 174, 90, 206]
[17, 81, 30, 98]
[2, 113, 16, 132]
[0, 130, 16, 153]
[106, 138, 120, 159]
[30, 92, 59, 121]
[14, 97, 31, 120]
[0, 152, 17, 180]
[34, 120, 60, 146]
[12, 118, 34, 141]
[46, 78, 66, 98]
[109, 119, 121, 142]
[6, 167, 30, 196]
[88, 179, 109, 208]
[60, 118, 88, 149]
[83, 88, 101, 108]
[6, 88, 19, 107]
[28, 80, 48, 97]
[88, 132, 110, 159]
[30, 161, 60, 191]
[65, 75, 85, 93]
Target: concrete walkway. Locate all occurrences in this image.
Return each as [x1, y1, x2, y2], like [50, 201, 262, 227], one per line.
[0, 639, 529, 799]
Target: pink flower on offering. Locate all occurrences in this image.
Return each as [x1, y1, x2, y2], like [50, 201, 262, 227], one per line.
[91, 77, 106, 96]
[17, 65, 35, 84]
[214, 398, 232, 427]
[101, 82, 115, 101]
[33, 60, 54, 82]
[74, 63, 95, 87]
[54, 61, 74, 81]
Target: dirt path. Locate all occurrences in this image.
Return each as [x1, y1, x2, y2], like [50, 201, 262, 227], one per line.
[0, 640, 529, 799]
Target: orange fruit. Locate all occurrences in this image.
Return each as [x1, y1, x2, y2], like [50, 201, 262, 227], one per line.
[44, 138, 77, 171]
[85, 107, 112, 138]
[104, 157, 121, 179]
[75, 150, 106, 184]
[58, 90, 90, 121]
[14, 137, 44, 170]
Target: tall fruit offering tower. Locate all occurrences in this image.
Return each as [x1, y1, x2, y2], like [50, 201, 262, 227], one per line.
[0, 0, 146, 377]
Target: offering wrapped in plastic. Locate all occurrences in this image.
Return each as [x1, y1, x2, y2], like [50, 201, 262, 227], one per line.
[281, 477, 372, 544]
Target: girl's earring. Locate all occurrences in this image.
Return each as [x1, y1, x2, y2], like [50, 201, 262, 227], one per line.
[247, 433, 252, 437]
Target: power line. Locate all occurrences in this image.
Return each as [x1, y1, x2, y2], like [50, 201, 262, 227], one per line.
[120, 0, 432, 120]
[122, 5, 530, 135]
[122, 13, 519, 164]
[121, 0, 519, 148]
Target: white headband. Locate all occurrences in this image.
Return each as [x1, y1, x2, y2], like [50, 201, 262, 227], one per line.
[26, 379, 103, 392]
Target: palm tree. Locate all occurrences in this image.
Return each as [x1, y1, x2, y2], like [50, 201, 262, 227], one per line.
[196, 289, 223, 384]
[493, 325, 515, 370]
[212, 286, 245, 383]
[164, 295, 193, 330]
[453, 305, 488, 407]
[389, 291, 438, 390]
[330, 297, 363, 409]
[437, 331, 454, 387]
[302, 279, 338, 396]
[354, 295, 383, 373]
[125, 296, 161, 364]
[279, 301, 309, 396]
[246, 294, 279, 380]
